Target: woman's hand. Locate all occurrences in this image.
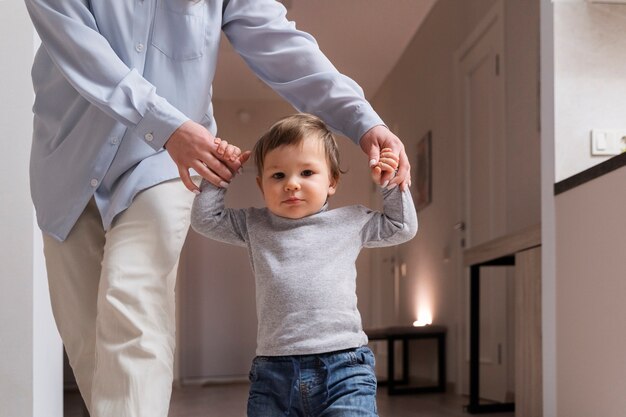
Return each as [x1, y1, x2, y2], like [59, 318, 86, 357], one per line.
[165, 120, 245, 192]
[360, 125, 411, 190]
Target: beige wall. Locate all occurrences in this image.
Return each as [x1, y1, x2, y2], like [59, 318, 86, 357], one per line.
[371, 0, 541, 387]
[555, 166, 626, 417]
[179, 0, 542, 385]
[505, 2, 543, 231]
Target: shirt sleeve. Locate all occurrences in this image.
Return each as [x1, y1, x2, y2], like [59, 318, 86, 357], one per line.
[190, 180, 249, 247]
[24, 0, 188, 150]
[221, 0, 385, 143]
[361, 187, 418, 248]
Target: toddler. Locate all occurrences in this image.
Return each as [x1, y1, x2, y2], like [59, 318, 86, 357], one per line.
[191, 113, 418, 416]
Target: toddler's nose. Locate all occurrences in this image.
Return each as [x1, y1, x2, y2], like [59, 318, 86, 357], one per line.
[285, 177, 301, 191]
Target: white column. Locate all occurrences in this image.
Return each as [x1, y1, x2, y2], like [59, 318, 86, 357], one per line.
[540, 1, 557, 417]
[0, 2, 63, 417]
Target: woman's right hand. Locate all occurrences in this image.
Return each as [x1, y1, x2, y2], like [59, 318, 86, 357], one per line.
[165, 120, 245, 192]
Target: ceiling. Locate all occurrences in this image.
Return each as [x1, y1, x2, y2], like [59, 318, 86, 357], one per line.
[212, 0, 437, 101]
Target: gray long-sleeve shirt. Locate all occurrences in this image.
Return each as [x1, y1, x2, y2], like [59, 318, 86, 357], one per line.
[191, 181, 418, 356]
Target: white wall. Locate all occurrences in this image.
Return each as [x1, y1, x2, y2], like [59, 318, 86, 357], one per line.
[540, 1, 557, 415]
[549, 3, 626, 416]
[554, 166, 626, 417]
[0, 2, 63, 417]
[554, 3, 626, 181]
[543, 3, 626, 416]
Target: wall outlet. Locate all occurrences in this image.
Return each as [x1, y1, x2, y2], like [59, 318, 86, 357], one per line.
[590, 129, 626, 156]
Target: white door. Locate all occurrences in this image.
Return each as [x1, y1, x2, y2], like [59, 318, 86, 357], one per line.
[455, 2, 511, 403]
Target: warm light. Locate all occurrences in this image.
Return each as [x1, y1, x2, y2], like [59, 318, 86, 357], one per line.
[412, 303, 433, 327]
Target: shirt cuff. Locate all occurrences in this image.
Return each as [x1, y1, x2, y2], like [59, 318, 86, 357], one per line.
[132, 96, 190, 151]
[344, 103, 386, 144]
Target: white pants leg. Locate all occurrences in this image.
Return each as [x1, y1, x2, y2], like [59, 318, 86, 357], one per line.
[43, 179, 195, 417]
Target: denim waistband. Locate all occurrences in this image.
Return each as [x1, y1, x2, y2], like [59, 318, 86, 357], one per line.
[254, 346, 363, 365]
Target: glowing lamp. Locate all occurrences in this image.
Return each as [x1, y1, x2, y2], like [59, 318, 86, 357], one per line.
[412, 304, 433, 327]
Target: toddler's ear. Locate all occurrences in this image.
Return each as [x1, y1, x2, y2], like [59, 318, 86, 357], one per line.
[256, 176, 264, 194]
[328, 178, 338, 196]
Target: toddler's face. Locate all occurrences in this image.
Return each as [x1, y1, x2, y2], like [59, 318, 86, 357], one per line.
[256, 135, 337, 219]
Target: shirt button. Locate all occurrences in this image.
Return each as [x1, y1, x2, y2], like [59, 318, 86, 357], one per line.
[135, 43, 144, 52]
[110, 137, 119, 145]
[144, 132, 154, 142]
[90, 179, 99, 187]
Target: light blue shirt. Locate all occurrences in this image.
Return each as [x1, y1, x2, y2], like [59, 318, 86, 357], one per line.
[25, 0, 384, 241]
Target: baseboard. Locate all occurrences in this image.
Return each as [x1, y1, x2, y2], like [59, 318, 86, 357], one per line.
[180, 375, 249, 386]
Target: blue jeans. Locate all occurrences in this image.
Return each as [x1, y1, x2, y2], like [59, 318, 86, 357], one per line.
[247, 346, 378, 417]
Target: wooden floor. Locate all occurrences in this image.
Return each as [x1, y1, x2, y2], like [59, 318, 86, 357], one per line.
[65, 383, 515, 417]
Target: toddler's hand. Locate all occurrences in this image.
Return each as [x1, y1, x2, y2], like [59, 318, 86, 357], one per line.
[214, 138, 252, 176]
[238, 150, 252, 167]
[371, 148, 399, 187]
[214, 137, 242, 163]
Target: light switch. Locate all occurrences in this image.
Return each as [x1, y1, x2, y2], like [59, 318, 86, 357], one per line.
[591, 129, 624, 156]
[595, 132, 607, 151]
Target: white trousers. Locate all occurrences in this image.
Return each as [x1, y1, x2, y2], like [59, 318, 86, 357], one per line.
[43, 179, 196, 417]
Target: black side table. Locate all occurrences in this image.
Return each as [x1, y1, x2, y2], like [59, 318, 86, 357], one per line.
[366, 325, 446, 395]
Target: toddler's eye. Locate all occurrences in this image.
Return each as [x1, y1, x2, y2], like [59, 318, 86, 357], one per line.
[271, 172, 285, 180]
[301, 170, 314, 177]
